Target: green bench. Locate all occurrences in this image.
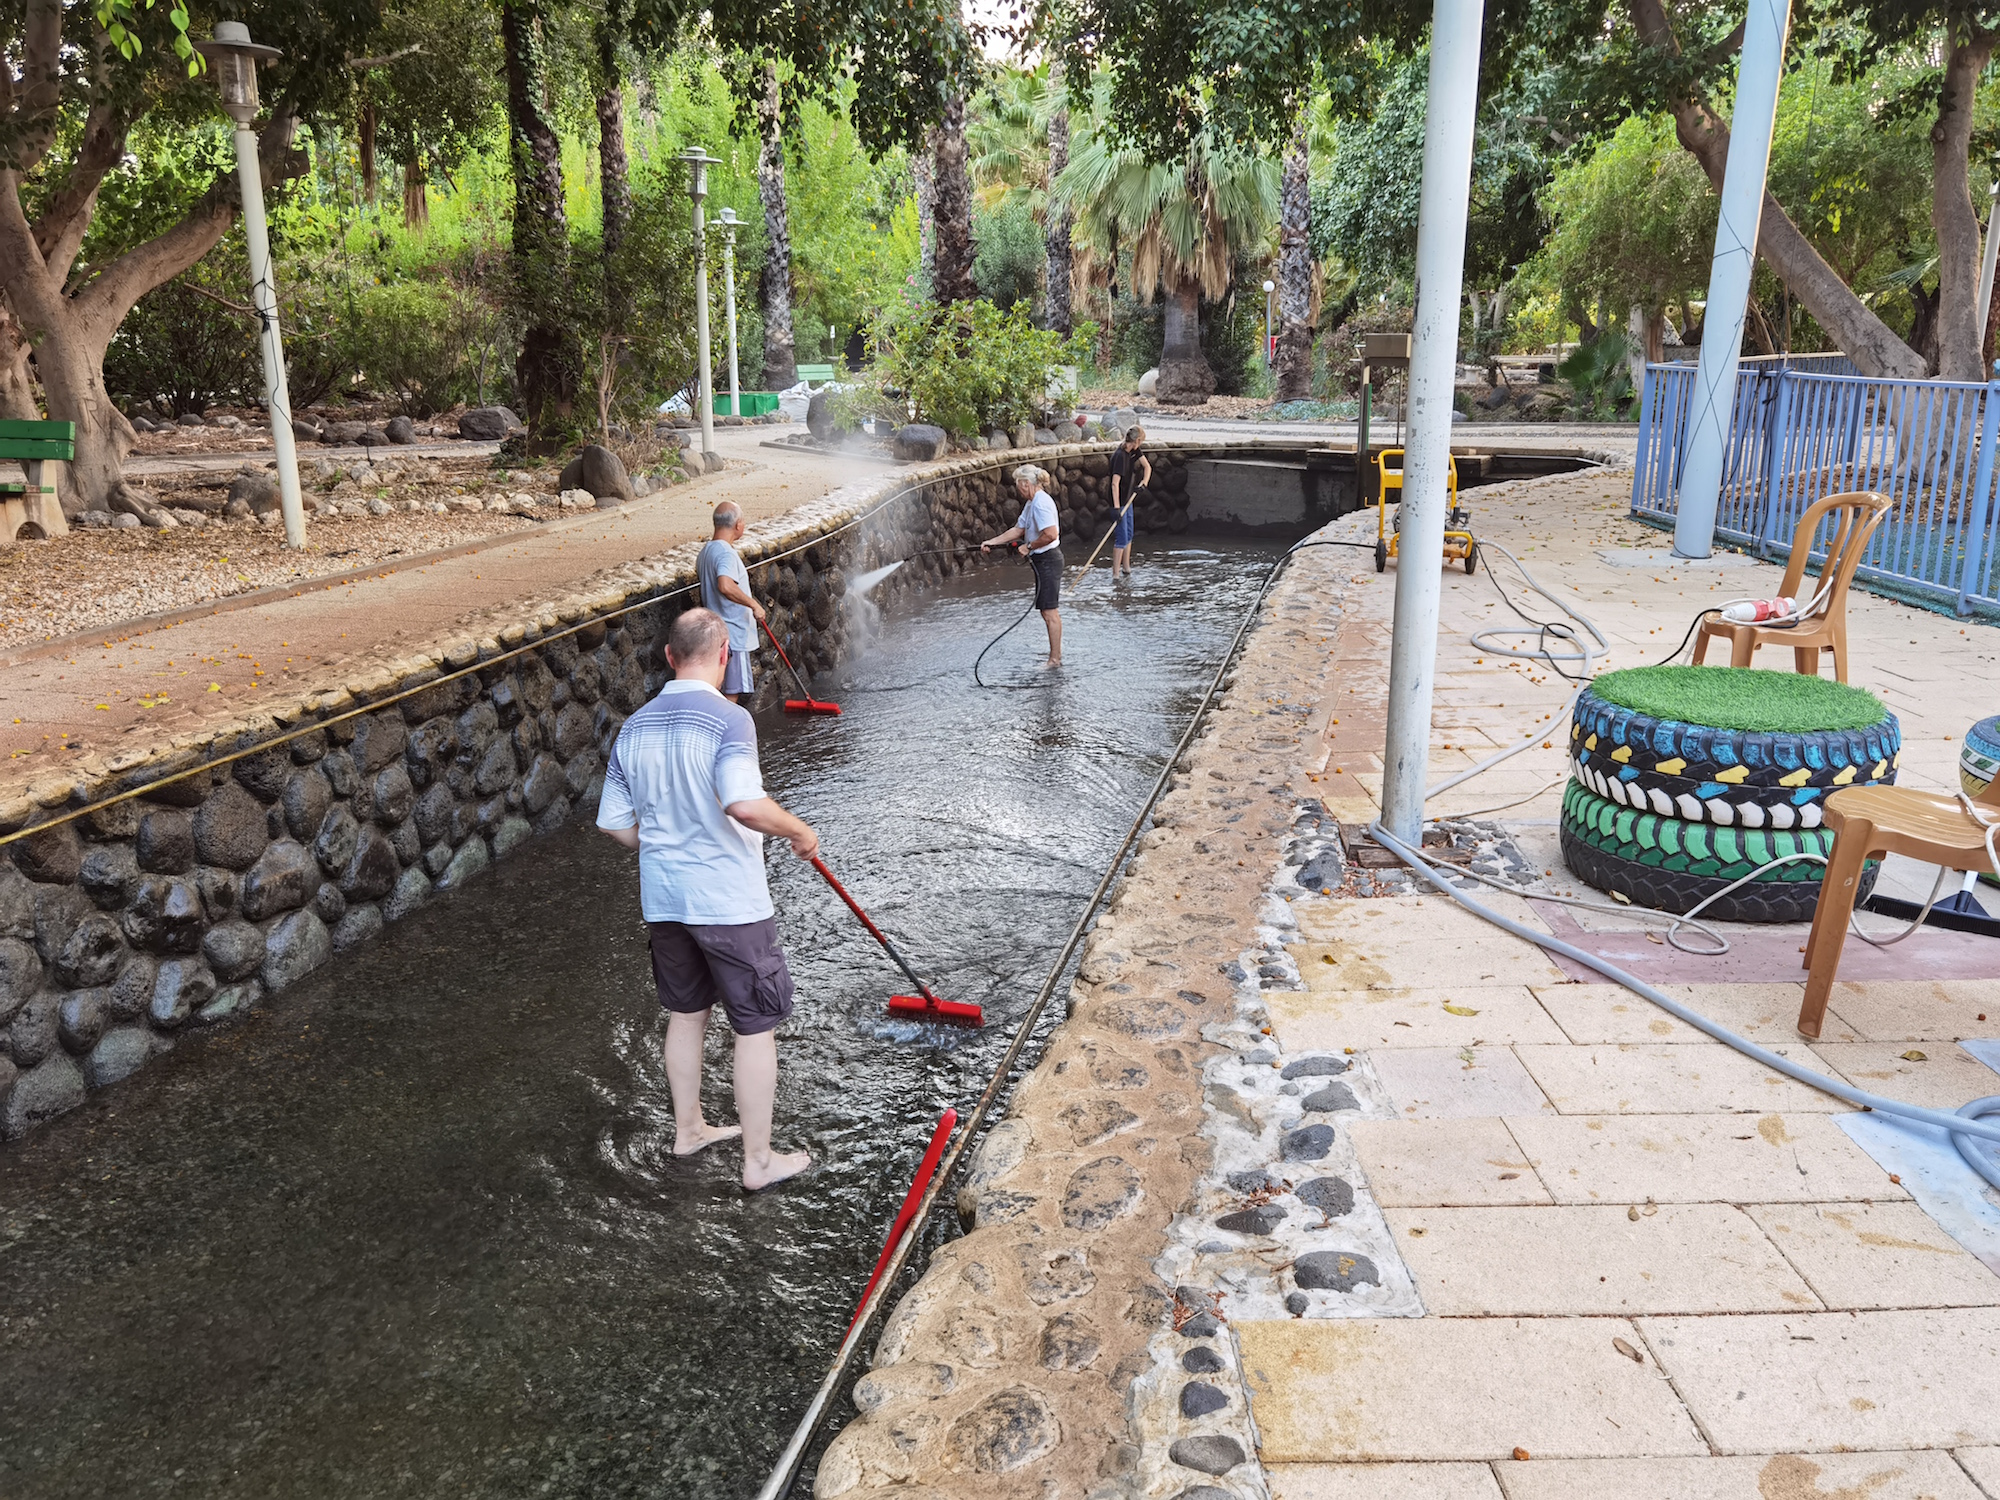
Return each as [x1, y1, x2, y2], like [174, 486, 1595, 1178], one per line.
[794, 363, 839, 388]
[0, 419, 73, 540]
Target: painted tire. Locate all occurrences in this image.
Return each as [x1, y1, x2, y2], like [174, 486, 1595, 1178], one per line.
[1570, 687, 1900, 790]
[1569, 743, 1895, 829]
[1560, 781, 1845, 922]
[1559, 822, 1871, 923]
[1963, 714, 2000, 798]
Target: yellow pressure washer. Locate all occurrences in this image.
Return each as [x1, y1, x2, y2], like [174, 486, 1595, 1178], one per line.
[1373, 447, 1477, 576]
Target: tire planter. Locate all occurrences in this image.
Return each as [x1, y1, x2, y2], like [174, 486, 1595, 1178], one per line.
[1569, 687, 1901, 789]
[1571, 746, 1848, 829]
[1559, 781, 1867, 922]
[1963, 714, 2000, 799]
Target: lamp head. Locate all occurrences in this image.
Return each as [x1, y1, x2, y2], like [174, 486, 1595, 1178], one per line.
[678, 146, 721, 199]
[195, 21, 282, 126]
[1262, 280, 1275, 293]
[714, 206, 741, 242]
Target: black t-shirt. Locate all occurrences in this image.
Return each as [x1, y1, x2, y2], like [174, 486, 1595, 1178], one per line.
[1109, 446, 1148, 497]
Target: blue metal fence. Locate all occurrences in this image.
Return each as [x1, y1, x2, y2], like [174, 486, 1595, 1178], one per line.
[1632, 356, 2000, 618]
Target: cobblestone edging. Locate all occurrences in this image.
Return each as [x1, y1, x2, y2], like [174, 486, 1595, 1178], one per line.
[0, 440, 1212, 1142]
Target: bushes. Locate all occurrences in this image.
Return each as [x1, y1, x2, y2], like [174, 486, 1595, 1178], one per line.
[861, 295, 1096, 436]
[346, 279, 496, 416]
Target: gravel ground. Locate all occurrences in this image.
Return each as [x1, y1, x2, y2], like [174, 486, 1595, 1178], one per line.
[0, 506, 542, 652]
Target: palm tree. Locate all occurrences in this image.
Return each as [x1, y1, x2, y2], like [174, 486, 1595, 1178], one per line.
[1055, 95, 1279, 402]
[966, 63, 1074, 331]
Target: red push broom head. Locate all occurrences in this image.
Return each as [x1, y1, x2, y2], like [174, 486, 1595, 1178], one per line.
[887, 992, 985, 1027]
[783, 697, 843, 716]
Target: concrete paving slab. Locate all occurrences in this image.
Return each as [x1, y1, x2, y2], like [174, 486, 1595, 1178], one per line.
[1530, 983, 1859, 1047]
[1369, 1047, 1555, 1119]
[1834, 1114, 2000, 1276]
[1812, 1043, 2000, 1114]
[1270, 1462, 1504, 1499]
[1505, 1113, 1905, 1204]
[1513, 1042, 1846, 1115]
[1268, 984, 1571, 1050]
[1237, 1317, 1708, 1462]
[1492, 1451, 1984, 1499]
[1290, 894, 1568, 988]
[1954, 1447, 2000, 1495]
[1638, 1308, 2000, 1454]
[1384, 1203, 1818, 1315]
[1351, 1117, 1553, 1206]
[1822, 982, 2000, 1043]
[1744, 1202, 2000, 1310]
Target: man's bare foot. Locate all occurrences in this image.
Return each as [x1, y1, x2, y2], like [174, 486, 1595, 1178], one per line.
[1042, 656, 1063, 669]
[743, 1148, 814, 1192]
[672, 1122, 743, 1156]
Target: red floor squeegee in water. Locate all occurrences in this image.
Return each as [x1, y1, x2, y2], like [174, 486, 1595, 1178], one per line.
[809, 856, 983, 1025]
[760, 619, 841, 716]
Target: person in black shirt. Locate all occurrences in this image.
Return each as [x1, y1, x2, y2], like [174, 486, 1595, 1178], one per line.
[1107, 427, 1150, 581]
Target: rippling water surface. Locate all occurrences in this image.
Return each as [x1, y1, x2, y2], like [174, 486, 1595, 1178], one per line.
[0, 539, 1281, 1499]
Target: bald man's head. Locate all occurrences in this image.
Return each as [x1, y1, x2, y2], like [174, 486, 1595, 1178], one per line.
[712, 502, 742, 537]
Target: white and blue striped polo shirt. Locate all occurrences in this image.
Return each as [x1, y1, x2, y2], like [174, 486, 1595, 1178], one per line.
[597, 679, 771, 925]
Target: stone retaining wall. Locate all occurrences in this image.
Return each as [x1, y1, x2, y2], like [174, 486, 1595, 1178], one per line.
[0, 441, 1207, 1141]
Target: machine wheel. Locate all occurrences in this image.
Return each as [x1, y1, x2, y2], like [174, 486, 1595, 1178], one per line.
[1463, 542, 1478, 575]
[1373, 539, 1387, 573]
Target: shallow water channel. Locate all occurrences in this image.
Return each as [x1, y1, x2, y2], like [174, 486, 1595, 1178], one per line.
[0, 537, 1283, 1498]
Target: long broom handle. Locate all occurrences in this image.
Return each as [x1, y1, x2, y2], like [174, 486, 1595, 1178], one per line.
[759, 616, 816, 700]
[809, 856, 941, 1002]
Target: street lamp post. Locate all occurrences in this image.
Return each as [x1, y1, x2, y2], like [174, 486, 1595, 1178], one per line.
[195, 21, 305, 548]
[714, 207, 742, 417]
[679, 147, 721, 463]
[1262, 279, 1276, 371]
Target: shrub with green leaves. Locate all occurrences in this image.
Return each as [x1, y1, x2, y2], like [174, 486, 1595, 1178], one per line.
[862, 293, 1096, 437]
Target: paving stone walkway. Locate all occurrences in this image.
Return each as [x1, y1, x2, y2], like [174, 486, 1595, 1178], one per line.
[1247, 466, 2000, 1500]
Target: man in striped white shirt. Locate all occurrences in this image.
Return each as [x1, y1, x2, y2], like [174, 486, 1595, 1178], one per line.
[598, 607, 816, 1192]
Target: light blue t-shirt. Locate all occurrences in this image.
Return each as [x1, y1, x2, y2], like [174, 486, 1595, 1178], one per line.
[596, 679, 771, 924]
[1018, 490, 1059, 554]
[697, 538, 757, 652]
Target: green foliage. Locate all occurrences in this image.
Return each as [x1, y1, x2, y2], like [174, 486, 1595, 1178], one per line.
[1199, 290, 1268, 397]
[1553, 336, 1633, 420]
[347, 279, 497, 416]
[973, 200, 1046, 311]
[861, 293, 1096, 436]
[1592, 665, 1887, 733]
[102, 247, 259, 416]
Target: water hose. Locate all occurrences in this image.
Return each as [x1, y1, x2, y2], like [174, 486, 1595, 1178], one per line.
[971, 493, 1143, 689]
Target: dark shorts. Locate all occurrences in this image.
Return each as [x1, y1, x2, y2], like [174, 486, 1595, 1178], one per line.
[647, 916, 795, 1036]
[1030, 547, 1062, 611]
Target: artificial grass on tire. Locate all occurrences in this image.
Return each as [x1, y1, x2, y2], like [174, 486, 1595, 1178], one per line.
[1590, 665, 1888, 733]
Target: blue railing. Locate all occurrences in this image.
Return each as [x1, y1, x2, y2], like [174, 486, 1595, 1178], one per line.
[1633, 356, 2000, 618]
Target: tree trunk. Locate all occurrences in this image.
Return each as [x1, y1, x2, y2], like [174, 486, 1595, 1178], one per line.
[930, 92, 977, 304]
[1931, 28, 1995, 382]
[0, 304, 37, 422]
[360, 100, 378, 206]
[1044, 94, 1073, 336]
[1274, 113, 1314, 400]
[756, 59, 797, 390]
[502, 0, 578, 435]
[914, 154, 936, 290]
[596, 58, 631, 263]
[402, 156, 429, 231]
[1156, 278, 1215, 404]
[1627, 0, 1924, 379]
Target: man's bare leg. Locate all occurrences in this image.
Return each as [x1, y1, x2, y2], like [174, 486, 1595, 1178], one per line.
[664, 1008, 742, 1155]
[1042, 608, 1063, 667]
[735, 1028, 812, 1190]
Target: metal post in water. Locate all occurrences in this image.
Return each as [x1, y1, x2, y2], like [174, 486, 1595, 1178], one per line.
[1378, 0, 1487, 847]
[1671, 0, 1794, 559]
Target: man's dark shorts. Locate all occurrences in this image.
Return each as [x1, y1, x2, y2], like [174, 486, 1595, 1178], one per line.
[647, 916, 795, 1036]
[1030, 547, 1062, 611]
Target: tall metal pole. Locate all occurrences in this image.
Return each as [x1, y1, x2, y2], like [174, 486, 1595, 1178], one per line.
[1378, 0, 1486, 847]
[230, 126, 305, 547]
[682, 149, 718, 462]
[1670, 0, 1794, 559]
[722, 223, 741, 417]
[1978, 180, 2000, 341]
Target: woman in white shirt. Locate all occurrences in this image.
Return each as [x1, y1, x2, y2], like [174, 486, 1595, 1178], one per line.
[982, 465, 1064, 667]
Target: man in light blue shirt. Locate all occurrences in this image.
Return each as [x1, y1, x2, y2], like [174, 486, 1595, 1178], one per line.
[598, 606, 817, 1192]
[982, 463, 1063, 667]
[697, 501, 764, 702]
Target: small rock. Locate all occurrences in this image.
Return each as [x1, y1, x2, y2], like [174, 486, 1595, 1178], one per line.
[1167, 1435, 1245, 1476]
[86, 1026, 157, 1089]
[1178, 1312, 1220, 1339]
[1281, 1124, 1336, 1161]
[384, 414, 417, 443]
[332, 904, 384, 953]
[149, 957, 216, 1029]
[456, 405, 520, 441]
[892, 423, 948, 461]
[1225, 1169, 1278, 1194]
[557, 443, 636, 503]
[57, 989, 108, 1053]
[260, 909, 331, 993]
[241, 839, 318, 920]
[1295, 1176, 1356, 1217]
[383, 866, 431, 922]
[1281, 1055, 1350, 1080]
[1216, 1204, 1287, 1236]
[1011, 422, 1036, 449]
[1033, 427, 1059, 445]
[2, 1055, 85, 1139]
[1285, 1291, 1310, 1315]
[368, 497, 392, 516]
[807, 391, 834, 441]
[1301, 1082, 1359, 1113]
[1182, 1345, 1226, 1374]
[226, 471, 281, 515]
[1292, 1249, 1380, 1293]
[437, 837, 490, 890]
[1179, 1381, 1228, 1419]
[197, 983, 259, 1024]
[202, 919, 266, 982]
[944, 1387, 1059, 1474]
[1061, 1155, 1142, 1230]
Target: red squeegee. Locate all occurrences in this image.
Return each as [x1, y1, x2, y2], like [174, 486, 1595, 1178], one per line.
[809, 856, 982, 1026]
[760, 619, 841, 716]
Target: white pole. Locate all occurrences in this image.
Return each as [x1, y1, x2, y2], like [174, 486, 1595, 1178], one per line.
[687, 154, 716, 461]
[1978, 180, 2000, 341]
[1378, 0, 1486, 847]
[724, 232, 741, 417]
[231, 124, 305, 547]
[1671, 0, 1793, 559]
